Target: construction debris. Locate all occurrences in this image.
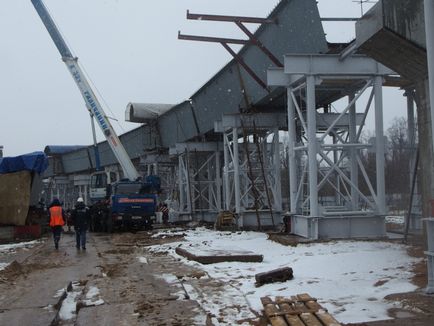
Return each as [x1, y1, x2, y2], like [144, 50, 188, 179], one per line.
[261, 294, 341, 326]
[255, 267, 293, 286]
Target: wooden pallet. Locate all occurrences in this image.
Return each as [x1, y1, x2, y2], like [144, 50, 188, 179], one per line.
[261, 293, 341, 326]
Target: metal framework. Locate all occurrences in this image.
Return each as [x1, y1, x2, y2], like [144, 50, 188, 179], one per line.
[268, 54, 396, 224]
[170, 143, 222, 221]
[217, 114, 283, 228]
[178, 10, 283, 90]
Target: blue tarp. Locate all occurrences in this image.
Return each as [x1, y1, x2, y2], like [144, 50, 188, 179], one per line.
[0, 151, 48, 175]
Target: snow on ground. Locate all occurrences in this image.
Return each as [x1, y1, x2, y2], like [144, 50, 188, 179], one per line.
[0, 240, 41, 271]
[83, 286, 104, 306]
[149, 227, 421, 325]
[59, 282, 83, 320]
[0, 240, 40, 254]
[137, 256, 148, 264]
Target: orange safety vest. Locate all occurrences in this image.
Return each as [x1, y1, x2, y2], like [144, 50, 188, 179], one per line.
[49, 206, 65, 227]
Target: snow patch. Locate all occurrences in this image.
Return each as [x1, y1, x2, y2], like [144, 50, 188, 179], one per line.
[59, 282, 83, 321]
[0, 240, 40, 254]
[83, 286, 104, 307]
[148, 227, 421, 324]
[138, 256, 148, 264]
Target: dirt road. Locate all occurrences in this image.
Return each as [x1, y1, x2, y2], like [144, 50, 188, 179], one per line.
[1, 229, 434, 326]
[0, 231, 200, 326]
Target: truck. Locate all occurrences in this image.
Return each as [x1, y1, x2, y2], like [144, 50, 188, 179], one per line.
[107, 177, 160, 232]
[31, 0, 158, 231]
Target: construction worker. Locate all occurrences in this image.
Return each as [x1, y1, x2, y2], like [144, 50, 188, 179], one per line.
[71, 197, 90, 250]
[48, 198, 65, 250]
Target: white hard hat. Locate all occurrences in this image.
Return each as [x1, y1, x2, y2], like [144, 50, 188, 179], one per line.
[77, 197, 84, 203]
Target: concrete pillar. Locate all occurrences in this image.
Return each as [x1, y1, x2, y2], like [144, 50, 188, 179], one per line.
[307, 75, 319, 216]
[349, 94, 359, 210]
[233, 128, 241, 215]
[287, 88, 298, 213]
[374, 76, 386, 215]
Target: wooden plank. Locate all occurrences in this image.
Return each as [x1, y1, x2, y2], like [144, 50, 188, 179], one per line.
[262, 294, 342, 326]
[299, 312, 323, 326]
[275, 296, 305, 326]
[261, 297, 288, 326]
[315, 311, 342, 326]
[305, 300, 323, 311]
[297, 293, 316, 302]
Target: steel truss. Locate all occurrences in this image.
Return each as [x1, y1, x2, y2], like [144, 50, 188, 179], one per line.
[140, 153, 176, 202]
[170, 143, 222, 219]
[220, 115, 283, 227]
[269, 54, 396, 218]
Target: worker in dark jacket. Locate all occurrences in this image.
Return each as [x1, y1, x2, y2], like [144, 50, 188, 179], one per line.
[71, 197, 90, 250]
[48, 198, 65, 250]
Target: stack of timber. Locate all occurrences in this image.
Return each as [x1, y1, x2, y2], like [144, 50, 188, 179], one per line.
[261, 293, 341, 326]
[214, 211, 237, 230]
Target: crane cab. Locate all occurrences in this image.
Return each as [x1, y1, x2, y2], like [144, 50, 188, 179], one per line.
[89, 170, 119, 202]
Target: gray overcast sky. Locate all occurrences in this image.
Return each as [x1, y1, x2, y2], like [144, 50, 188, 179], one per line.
[1, 0, 404, 157]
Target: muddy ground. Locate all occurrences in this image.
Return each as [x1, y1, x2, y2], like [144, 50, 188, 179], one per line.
[0, 227, 433, 325]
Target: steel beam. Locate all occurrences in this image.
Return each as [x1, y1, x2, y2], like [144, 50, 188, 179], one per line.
[349, 94, 359, 210]
[186, 10, 276, 24]
[178, 32, 249, 45]
[273, 127, 282, 211]
[374, 76, 386, 215]
[267, 67, 304, 87]
[220, 42, 268, 90]
[235, 21, 283, 67]
[221, 113, 287, 130]
[223, 135, 231, 211]
[307, 75, 319, 216]
[283, 54, 396, 75]
[172, 142, 221, 154]
[232, 129, 241, 215]
[287, 88, 298, 213]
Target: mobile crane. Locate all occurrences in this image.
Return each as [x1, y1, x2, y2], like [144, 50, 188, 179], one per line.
[32, 0, 159, 231]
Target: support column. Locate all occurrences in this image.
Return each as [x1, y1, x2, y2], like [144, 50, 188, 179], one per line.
[273, 127, 282, 211]
[332, 134, 341, 206]
[223, 135, 230, 210]
[425, 0, 434, 154]
[233, 128, 241, 215]
[178, 155, 185, 213]
[287, 88, 298, 213]
[349, 94, 359, 210]
[216, 151, 222, 211]
[307, 75, 319, 216]
[374, 76, 386, 214]
[407, 91, 417, 188]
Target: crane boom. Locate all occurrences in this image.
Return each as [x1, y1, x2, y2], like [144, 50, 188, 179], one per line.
[31, 0, 139, 181]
